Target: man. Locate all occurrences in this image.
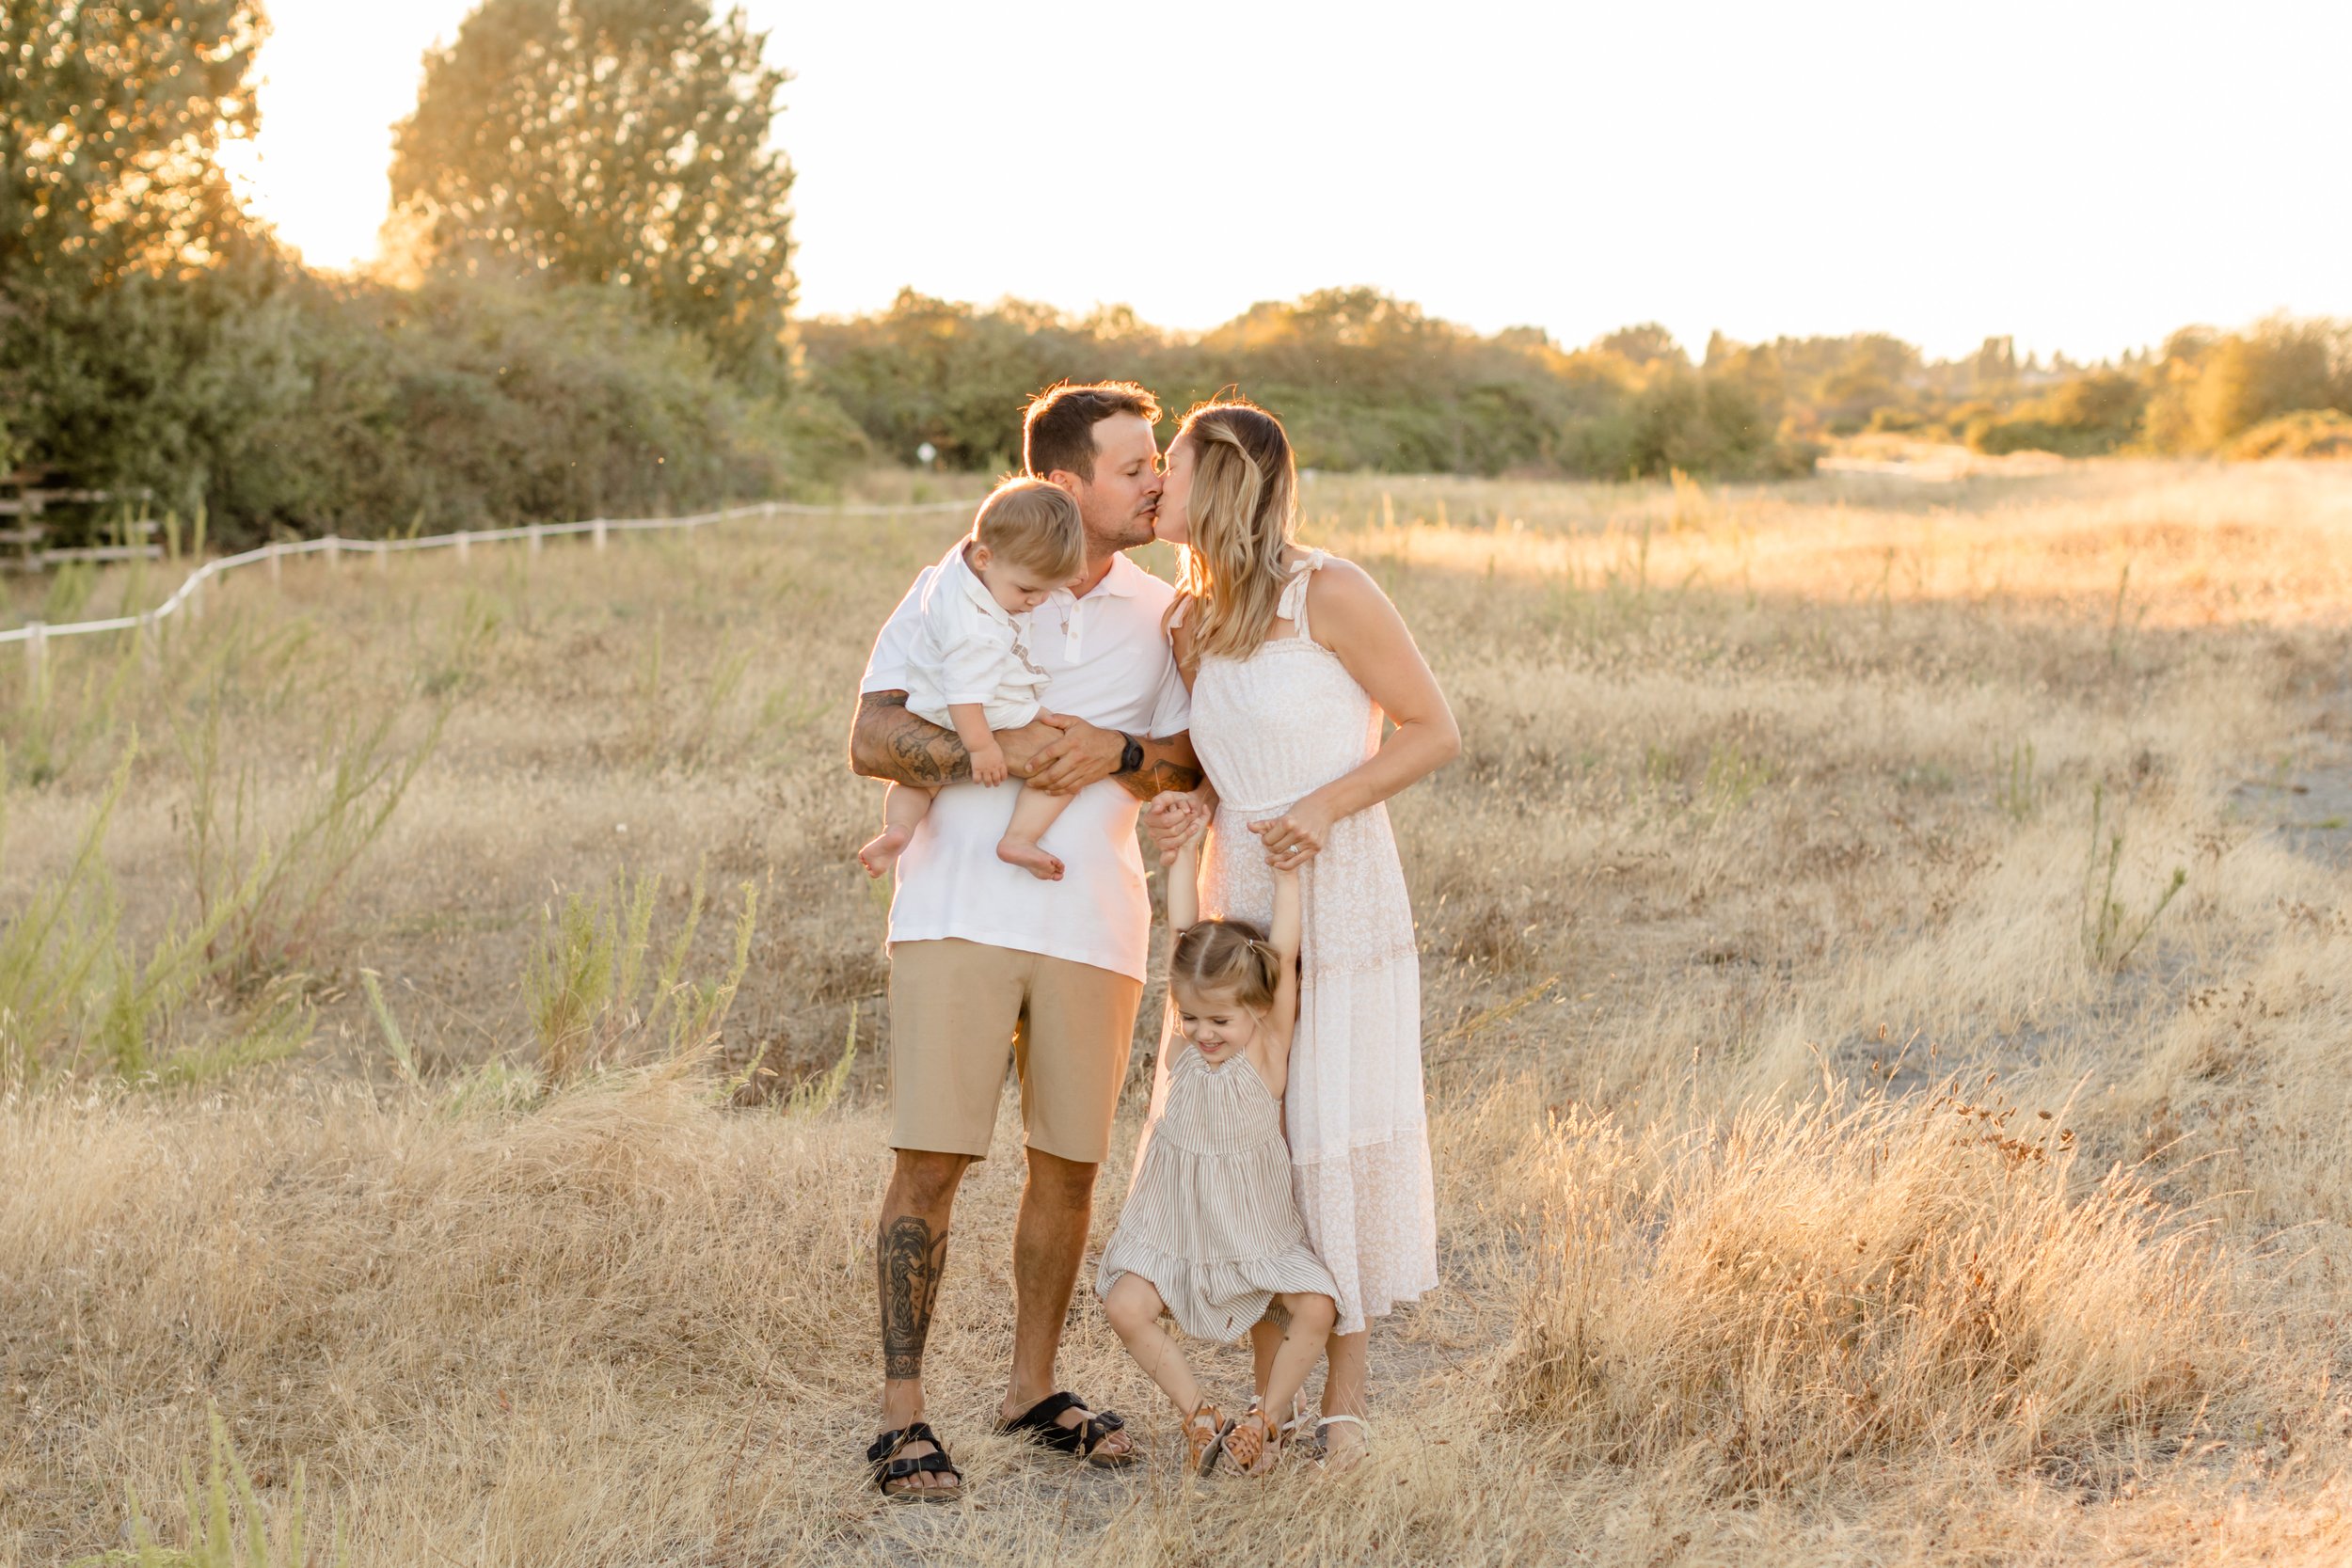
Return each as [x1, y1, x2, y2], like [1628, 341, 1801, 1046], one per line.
[849, 382, 1203, 1499]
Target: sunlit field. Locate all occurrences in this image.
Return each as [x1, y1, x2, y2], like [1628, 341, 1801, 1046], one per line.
[5, 460, 2350, 1566]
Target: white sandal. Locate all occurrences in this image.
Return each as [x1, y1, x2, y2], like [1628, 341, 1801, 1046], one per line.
[1313, 1414, 1370, 1470]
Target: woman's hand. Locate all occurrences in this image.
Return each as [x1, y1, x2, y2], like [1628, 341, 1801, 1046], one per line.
[1248, 793, 1336, 871]
[1144, 790, 1210, 867]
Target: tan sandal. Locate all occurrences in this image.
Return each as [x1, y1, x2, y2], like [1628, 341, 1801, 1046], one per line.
[1182, 1402, 1229, 1476]
[1222, 1404, 1282, 1477]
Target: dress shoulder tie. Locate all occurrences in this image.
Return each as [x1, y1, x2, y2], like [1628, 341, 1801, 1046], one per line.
[1277, 549, 1328, 638]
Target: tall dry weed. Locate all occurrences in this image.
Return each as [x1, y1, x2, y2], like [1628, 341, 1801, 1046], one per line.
[1507, 1080, 2248, 1493]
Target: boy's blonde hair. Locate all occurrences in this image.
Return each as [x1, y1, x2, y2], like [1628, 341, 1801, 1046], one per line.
[975, 477, 1086, 581]
[1169, 917, 1280, 1013]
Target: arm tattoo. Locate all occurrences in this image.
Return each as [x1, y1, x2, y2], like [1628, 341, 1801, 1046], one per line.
[878, 1215, 950, 1382]
[1115, 736, 1203, 802]
[852, 690, 972, 788]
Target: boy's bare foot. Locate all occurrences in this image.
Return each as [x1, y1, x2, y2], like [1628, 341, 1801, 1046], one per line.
[858, 827, 911, 879]
[997, 839, 1064, 880]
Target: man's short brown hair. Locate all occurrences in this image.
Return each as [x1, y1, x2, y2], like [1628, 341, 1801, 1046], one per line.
[1022, 381, 1162, 482]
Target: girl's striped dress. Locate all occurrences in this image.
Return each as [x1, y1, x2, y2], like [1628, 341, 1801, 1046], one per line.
[1096, 1045, 1339, 1343]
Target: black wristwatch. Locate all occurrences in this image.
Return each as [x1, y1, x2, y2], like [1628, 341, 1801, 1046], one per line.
[1115, 732, 1145, 775]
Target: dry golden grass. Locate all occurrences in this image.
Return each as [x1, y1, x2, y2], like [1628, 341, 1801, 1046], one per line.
[3, 460, 2349, 1565]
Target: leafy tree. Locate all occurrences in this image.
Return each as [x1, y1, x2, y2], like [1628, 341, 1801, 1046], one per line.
[2, 0, 264, 283]
[1, 0, 272, 479]
[389, 0, 797, 384]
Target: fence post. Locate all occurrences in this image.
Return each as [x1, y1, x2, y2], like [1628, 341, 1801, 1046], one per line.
[373, 541, 389, 576]
[326, 536, 342, 572]
[455, 532, 470, 566]
[592, 518, 608, 552]
[22, 621, 43, 699]
[529, 523, 544, 558]
[268, 546, 282, 587]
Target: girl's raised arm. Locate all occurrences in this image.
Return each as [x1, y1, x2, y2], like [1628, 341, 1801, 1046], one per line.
[1165, 827, 1200, 934]
[1267, 863, 1301, 1039]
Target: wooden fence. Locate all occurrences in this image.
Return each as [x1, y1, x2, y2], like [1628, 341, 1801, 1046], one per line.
[5, 497, 975, 693]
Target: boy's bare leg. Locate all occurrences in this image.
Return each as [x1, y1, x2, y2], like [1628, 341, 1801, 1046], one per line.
[996, 782, 1072, 880]
[874, 1148, 970, 1495]
[860, 783, 934, 879]
[1103, 1275, 1205, 1417]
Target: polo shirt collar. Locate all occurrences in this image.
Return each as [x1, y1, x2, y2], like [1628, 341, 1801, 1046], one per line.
[1086, 552, 1146, 600]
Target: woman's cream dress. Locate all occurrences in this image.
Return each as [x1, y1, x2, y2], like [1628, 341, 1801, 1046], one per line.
[1151, 551, 1439, 1336]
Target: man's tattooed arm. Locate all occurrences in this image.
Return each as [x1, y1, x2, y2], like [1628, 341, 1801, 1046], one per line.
[1114, 731, 1204, 803]
[850, 689, 972, 788]
[877, 1215, 950, 1382]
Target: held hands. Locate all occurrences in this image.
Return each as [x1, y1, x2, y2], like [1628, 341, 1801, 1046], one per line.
[1248, 793, 1336, 871]
[1144, 790, 1211, 867]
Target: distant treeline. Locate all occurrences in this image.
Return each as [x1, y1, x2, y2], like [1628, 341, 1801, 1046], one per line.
[8, 5, 2347, 552]
[803, 292, 2352, 476]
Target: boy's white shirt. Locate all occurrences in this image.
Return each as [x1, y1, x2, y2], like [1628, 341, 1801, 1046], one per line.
[862, 546, 1191, 982]
[902, 538, 1053, 729]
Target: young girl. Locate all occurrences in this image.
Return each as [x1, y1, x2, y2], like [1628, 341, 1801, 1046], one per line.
[856, 478, 1087, 881]
[1095, 832, 1339, 1476]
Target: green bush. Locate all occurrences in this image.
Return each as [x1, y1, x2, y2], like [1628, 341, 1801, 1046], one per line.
[2225, 408, 2352, 459]
[1968, 371, 2149, 457]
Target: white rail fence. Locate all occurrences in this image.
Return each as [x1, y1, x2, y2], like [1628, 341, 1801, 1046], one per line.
[7, 497, 975, 692]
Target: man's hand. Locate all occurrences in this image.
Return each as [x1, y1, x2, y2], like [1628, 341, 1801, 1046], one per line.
[996, 717, 1063, 780]
[1025, 713, 1125, 796]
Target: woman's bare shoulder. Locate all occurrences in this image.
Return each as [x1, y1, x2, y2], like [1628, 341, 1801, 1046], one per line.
[1300, 554, 1399, 630]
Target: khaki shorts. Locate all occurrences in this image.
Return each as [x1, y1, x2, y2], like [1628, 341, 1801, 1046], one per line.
[887, 939, 1142, 1164]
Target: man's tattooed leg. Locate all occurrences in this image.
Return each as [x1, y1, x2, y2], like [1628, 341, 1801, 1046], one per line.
[879, 1215, 950, 1381]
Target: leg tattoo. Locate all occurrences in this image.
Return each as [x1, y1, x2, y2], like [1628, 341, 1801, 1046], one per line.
[879, 1216, 949, 1381]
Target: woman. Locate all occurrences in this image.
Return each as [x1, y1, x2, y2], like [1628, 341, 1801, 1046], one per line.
[1143, 398, 1459, 1469]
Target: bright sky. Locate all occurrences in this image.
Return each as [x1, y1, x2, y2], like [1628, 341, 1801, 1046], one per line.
[220, 0, 2352, 365]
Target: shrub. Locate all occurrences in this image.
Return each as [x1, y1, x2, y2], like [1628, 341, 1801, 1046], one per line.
[2226, 408, 2352, 459]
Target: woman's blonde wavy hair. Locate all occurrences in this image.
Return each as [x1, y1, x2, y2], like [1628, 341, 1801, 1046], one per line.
[1170, 398, 1298, 671]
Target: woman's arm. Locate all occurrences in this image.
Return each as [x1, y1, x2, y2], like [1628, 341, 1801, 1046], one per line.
[1249, 560, 1461, 871]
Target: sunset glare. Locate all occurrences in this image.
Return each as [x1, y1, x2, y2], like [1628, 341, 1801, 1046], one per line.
[197, 0, 2352, 362]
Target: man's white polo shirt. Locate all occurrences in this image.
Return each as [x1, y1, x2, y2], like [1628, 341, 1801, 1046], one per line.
[861, 549, 1189, 983]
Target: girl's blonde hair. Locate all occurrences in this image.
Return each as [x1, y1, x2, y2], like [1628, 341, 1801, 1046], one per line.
[1169, 918, 1280, 1013]
[1170, 398, 1297, 671]
[975, 476, 1086, 581]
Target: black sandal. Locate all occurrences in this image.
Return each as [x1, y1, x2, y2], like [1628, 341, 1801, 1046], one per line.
[996, 1390, 1136, 1468]
[866, 1421, 962, 1502]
